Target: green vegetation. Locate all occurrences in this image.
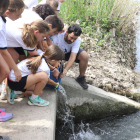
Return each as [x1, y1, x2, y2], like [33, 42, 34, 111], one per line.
[59, 0, 139, 50]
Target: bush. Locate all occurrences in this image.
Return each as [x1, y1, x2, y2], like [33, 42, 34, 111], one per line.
[60, 0, 139, 36]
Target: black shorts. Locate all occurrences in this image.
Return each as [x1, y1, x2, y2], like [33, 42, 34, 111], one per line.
[14, 47, 25, 55]
[8, 76, 28, 92]
[65, 48, 84, 63]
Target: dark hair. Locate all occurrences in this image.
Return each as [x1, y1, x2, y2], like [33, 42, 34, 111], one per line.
[0, 0, 9, 16]
[33, 4, 56, 20]
[8, 0, 25, 12]
[68, 24, 82, 36]
[45, 15, 64, 32]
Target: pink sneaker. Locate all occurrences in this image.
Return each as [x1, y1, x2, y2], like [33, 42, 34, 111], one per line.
[0, 110, 13, 122]
[0, 108, 6, 112]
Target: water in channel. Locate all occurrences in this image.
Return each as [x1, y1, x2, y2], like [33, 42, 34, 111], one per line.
[55, 88, 140, 140]
[56, 6, 140, 140]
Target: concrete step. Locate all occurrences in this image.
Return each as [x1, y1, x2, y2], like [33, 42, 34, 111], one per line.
[0, 87, 57, 140]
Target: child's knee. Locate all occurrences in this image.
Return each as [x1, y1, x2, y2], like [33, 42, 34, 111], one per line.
[40, 72, 48, 83]
[2, 69, 10, 78]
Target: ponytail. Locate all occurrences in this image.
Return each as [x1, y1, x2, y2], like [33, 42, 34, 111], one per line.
[22, 20, 50, 48]
[26, 55, 42, 74]
[22, 24, 37, 48]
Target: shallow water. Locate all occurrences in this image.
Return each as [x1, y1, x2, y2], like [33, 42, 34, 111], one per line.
[56, 111, 140, 140]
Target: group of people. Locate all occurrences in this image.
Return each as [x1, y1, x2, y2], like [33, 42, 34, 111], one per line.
[0, 0, 89, 138]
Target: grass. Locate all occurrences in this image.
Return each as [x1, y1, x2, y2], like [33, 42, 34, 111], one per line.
[59, 0, 139, 37]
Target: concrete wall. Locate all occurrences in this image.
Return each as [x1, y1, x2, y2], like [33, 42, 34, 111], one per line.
[57, 77, 140, 122]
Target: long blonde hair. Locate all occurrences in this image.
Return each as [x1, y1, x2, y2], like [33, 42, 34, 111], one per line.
[22, 19, 50, 48]
[26, 44, 65, 74]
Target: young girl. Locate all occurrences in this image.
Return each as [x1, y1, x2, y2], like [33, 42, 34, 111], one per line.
[8, 44, 65, 106]
[0, 0, 25, 99]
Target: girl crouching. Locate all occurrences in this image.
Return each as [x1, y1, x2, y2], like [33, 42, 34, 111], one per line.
[8, 44, 65, 107]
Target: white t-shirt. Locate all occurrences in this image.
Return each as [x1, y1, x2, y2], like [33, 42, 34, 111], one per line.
[6, 9, 42, 29]
[0, 17, 7, 50]
[6, 17, 36, 51]
[6, 23, 35, 51]
[50, 31, 81, 54]
[9, 58, 50, 81]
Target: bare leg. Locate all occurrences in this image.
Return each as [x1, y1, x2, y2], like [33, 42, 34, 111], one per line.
[22, 85, 43, 97]
[77, 51, 88, 76]
[24, 72, 48, 95]
[19, 55, 27, 62]
[2, 48, 19, 96]
[0, 54, 10, 83]
[7, 48, 19, 64]
[25, 72, 49, 106]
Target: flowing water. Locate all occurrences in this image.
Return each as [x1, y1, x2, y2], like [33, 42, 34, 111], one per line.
[56, 111, 140, 140]
[55, 89, 140, 140]
[56, 88, 140, 140]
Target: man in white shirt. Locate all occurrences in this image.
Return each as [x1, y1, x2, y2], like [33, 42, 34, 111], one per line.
[50, 24, 88, 89]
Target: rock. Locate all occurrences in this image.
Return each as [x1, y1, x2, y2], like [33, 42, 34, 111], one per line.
[133, 93, 140, 101]
[109, 28, 116, 38]
[126, 92, 132, 97]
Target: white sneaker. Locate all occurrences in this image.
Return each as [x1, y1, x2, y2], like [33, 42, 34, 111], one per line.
[0, 91, 7, 100]
[0, 82, 7, 100]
